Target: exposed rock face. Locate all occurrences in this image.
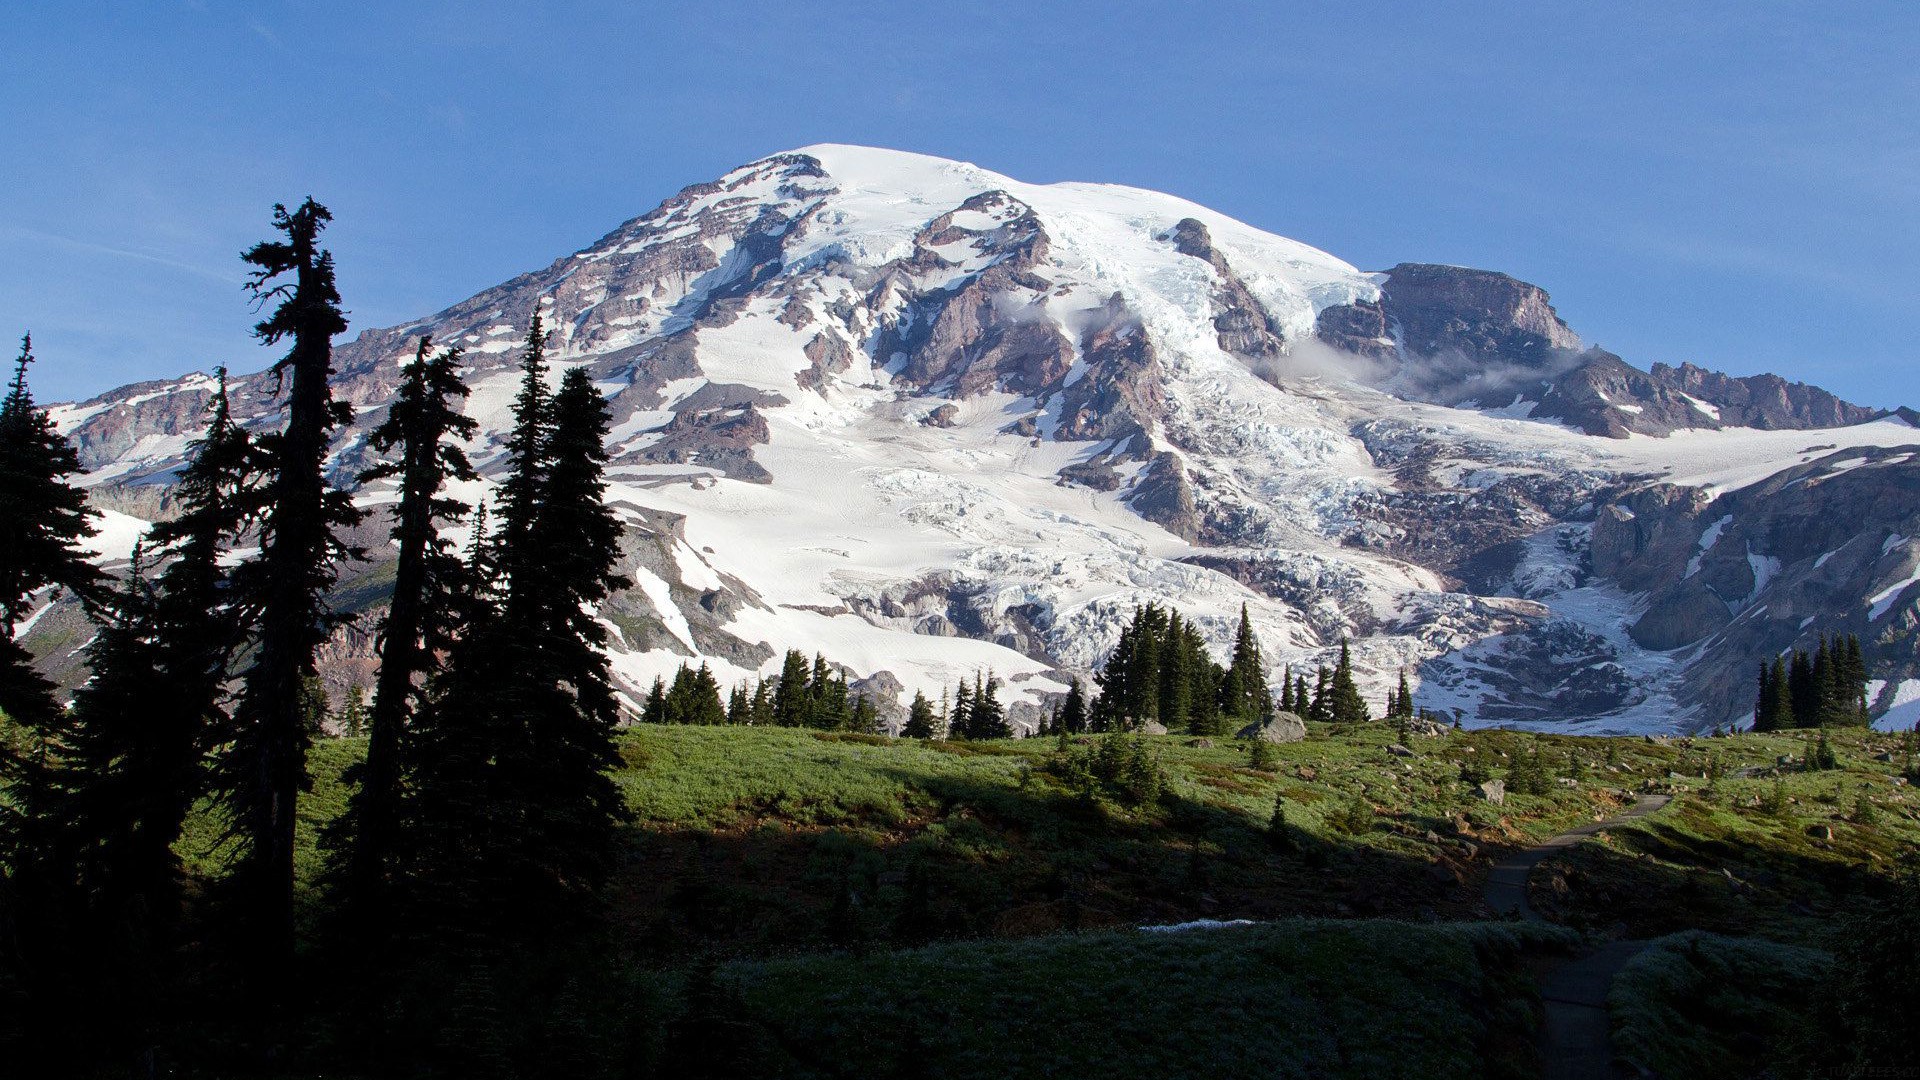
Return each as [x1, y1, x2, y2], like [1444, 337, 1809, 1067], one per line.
[1597, 445, 1920, 726]
[1167, 218, 1290, 366]
[1312, 263, 1889, 440]
[1381, 262, 1582, 363]
[32, 144, 1917, 735]
[1650, 362, 1883, 430]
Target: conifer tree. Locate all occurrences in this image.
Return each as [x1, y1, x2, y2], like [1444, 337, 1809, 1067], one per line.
[970, 673, 1010, 739]
[642, 676, 668, 724]
[1280, 667, 1295, 713]
[11, 371, 261, 1067]
[663, 663, 726, 725]
[1310, 666, 1332, 722]
[1755, 660, 1783, 732]
[852, 693, 879, 735]
[747, 679, 774, 726]
[1058, 678, 1088, 735]
[222, 199, 362, 979]
[325, 338, 476, 944]
[510, 366, 631, 909]
[1217, 605, 1272, 727]
[772, 649, 812, 727]
[1294, 673, 1310, 720]
[402, 333, 629, 942]
[1789, 648, 1817, 728]
[902, 690, 937, 739]
[1394, 669, 1414, 719]
[1326, 638, 1371, 724]
[950, 678, 974, 740]
[726, 684, 749, 724]
[0, 332, 107, 881]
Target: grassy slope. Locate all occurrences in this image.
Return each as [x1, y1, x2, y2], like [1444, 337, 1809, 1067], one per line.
[1528, 727, 1920, 941]
[706, 919, 1571, 1080]
[1608, 931, 1832, 1079]
[150, 721, 1916, 1076]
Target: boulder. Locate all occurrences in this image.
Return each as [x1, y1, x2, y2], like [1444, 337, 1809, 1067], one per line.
[1386, 743, 1414, 758]
[1236, 711, 1308, 744]
[1478, 779, 1507, 805]
[1806, 824, 1834, 841]
[1138, 720, 1170, 736]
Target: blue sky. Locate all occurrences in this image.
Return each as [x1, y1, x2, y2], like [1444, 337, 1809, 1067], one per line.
[3, 1, 1915, 407]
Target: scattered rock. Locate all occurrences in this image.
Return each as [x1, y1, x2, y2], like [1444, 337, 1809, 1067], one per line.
[1187, 738, 1214, 748]
[1236, 711, 1308, 744]
[1478, 779, 1506, 805]
[1295, 765, 1318, 782]
[923, 403, 959, 427]
[1386, 743, 1414, 757]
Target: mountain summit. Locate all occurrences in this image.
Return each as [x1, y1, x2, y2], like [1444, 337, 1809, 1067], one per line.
[39, 146, 1920, 732]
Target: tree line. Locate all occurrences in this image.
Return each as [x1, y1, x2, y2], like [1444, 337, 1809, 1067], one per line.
[1753, 633, 1871, 731]
[0, 201, 632, 1076]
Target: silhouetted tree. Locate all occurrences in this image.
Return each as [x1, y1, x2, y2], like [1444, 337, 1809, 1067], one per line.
[325, 338, 476, 947]
[221, 200, 362, 987]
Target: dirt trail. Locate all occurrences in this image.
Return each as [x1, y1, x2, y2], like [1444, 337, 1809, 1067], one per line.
[1482, 793, 1671, 1080]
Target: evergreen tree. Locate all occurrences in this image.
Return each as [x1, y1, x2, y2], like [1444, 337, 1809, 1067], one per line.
[1394, 669, 1414, 719]
[969, 673, 1010, 739]
[642, 676, 667, 724]
[1754, 660, 1782, 732]
[950, 678, 974, 740]
[747, 678, 774, 726]
[222, 199, 362, 981]
[1158, 609, 1192, 730]
[902, 690, 937, 739]
[725, 684, 749, 725]
[1789, 648, 1818, 728]
[1325, 638, 1371, 724]
[1294, 673, 1310, 720]
[1310, 665, 1332, 722]
[851, 693, 879, 735]
[497, 313, 551, 598]
[22, 377, 253, 1069]
[401, 336, 629, 944]
[1058, 678, 1088, 735]
[663, 663, 726, 725]
[510, 366, 632, 910]
[1217, 605, 1272, 727]
[1279, 666, 1295, 713]
[325, 337, 476, 946]
[772, 649, 812, 727]
[0, 333, 105, 625]
[0, 332, 107, 888]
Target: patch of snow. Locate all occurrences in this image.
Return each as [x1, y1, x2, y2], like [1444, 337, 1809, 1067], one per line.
[1871, 679, 1920, 732]
[1685, 515, 1732, 579]
[1866, 565, 1920, 621]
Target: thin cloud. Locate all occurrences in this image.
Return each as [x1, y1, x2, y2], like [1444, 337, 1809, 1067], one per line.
[2, 224, 240, 285]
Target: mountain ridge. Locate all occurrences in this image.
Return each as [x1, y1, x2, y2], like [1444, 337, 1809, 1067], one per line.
[27, 145, 1920, 733]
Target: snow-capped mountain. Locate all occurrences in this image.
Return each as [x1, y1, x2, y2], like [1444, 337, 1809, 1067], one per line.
[34, 145, 1920, 732]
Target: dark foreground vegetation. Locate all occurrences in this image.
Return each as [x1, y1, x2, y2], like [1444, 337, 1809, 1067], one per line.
[2, 200, 1915, 1078]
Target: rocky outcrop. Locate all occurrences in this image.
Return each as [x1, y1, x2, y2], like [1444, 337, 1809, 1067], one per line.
[1649, 362, 1883, 430]
[1166, 218, 1290, 367]
[1237, 712, 1308, 743]
[1379, 262, 1582, 366]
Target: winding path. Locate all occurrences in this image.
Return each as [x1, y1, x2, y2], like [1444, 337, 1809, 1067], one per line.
[1482, 793, 1671, 1080]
